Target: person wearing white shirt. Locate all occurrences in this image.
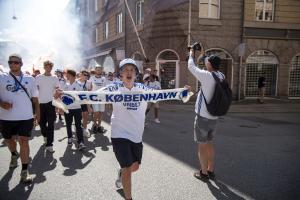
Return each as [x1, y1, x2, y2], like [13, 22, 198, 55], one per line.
[105, 72, 114, 116]
[104, 58, 153, 200]
[0, 54, 40, 183]
[188, 48, 224, 182]
[61, 69, 85, 150]
[145, 74, 162, 123]
[35, 60, 59, 153]
[77, 70, 92, 138]
[90, 66, 107, 133]
[55, 69, 66, 121]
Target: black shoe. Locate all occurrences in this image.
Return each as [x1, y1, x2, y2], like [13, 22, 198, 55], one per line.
[92, 125, 98, 134]
[207, 171, 215, 179]
[194, 170, 209, 182]
[97, 126, 105, 133]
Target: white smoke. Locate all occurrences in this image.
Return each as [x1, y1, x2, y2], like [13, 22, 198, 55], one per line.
[0, 0, 83, 73]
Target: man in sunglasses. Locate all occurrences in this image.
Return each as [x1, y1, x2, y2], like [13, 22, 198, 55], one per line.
[0, 54, 40, 183]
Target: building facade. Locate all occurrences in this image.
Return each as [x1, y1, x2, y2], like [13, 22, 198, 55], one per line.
[76, 0, 300, 100]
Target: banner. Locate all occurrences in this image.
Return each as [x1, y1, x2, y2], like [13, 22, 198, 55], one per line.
[53, 87, 193, 113]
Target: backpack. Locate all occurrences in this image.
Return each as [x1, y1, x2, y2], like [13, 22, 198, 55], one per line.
[201, 72, 232, 116]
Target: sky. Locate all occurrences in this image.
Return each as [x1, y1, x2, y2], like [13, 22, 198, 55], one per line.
[0, 0, 83, 72]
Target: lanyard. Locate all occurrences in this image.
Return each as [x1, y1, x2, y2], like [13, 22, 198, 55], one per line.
[12, 73, 24, 92]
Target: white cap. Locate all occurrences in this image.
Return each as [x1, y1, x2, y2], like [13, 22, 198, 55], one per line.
[119, 58, 139, 74]
[143, 73, 150, 80]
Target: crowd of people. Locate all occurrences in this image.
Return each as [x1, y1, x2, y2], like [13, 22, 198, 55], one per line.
[0, 49, 224, 200]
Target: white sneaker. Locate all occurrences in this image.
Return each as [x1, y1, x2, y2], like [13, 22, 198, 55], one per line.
[115, 169, 123, 188]
[45, 146, 55, 153]
[83, 129, 90, 138]
[154, 118, 161, 123]
[43, 137, 47, 144]
[67, 138, 72, 146]
[78, 143, 86, 150]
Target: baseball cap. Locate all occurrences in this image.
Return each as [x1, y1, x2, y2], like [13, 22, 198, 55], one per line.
[119, 58, 139, 75]
[9, 54, 22, 62]
[208, 55, 221, 69]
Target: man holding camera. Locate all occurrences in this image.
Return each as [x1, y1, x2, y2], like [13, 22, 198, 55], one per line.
[0, 54, 40, 183]
[188, 44, 224, 181]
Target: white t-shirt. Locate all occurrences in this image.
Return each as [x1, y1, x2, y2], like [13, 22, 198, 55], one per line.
[36, 74, 59, 103]
[105, 79, 114, 86]
[62, 81, 82, 110]
[103, 82, 152, 143]
[90, 75, 107, 91]
[58, 78, 66, 89]
[76, 80, 92, 91]
[188, 56, 225, 120]
[147, 81, 161, 90]
[0, 72, 39, 120]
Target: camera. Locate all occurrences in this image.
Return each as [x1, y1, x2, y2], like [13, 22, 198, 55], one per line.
[188, 42, 203, 52]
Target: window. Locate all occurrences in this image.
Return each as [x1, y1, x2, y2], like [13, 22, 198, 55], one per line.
[199, 0, 220, 19]
[289, 54, 300, 97]
[104, 21, 109, 39]
[95, 0, 98, 12]
[136, 0, 144, 25]
[95, 27, 99, 43]
[92, 27, 97, 44]
[104, 0, 108, 6]
[245, 50, 278, 97]
[117, 13, 123, 34]
[255, 0, 274, 21]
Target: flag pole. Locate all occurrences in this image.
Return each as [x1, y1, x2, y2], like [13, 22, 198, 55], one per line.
[124, 0, 148, 61]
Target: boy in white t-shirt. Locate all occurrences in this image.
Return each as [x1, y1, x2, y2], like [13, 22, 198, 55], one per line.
[36, 60, 59, 153]
[77, 70, 92, 138]
[90, 66, 107, 133]
[60, 69, 85, 150]
[103, 59, 152, 200]
[145, 74, 162, 123]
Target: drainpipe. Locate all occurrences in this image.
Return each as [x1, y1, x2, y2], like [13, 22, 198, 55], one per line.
[238, 0, 245, 101]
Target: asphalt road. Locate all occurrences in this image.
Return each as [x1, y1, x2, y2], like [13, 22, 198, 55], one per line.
[0, 103, 300, 200]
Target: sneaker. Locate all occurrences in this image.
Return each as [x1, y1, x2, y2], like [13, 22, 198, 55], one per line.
[208, 171, 215, 179]
[83, 129, 90, 138]
[97, 126, 105, 133]
[9, 152, 19, 168]
[78, 142, 86, 150]
[115, 169, 123, 188]
[45, 146, 55, 153]
[67, 138, 72, 146]
[92, 125, 98, 134]
[20, 170, 33, 183]
[194, 170, 209, 182]
[43, 137, 47, 145]
[154, 118, 160, 124]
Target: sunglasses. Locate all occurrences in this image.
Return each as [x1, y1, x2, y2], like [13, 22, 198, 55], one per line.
[83, 74, 89, 76]
[8, 61, 21, 65]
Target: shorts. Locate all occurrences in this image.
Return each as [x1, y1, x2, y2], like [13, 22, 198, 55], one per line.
[111, 138, 143, 168]
[92, 104, 105, 112]
[148, 102, 159, 109]
[194, 115, 217, 143]
[0, 119, 34, 139]
[81, 104, 88, 112]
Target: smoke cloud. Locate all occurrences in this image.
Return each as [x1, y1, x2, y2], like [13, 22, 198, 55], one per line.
[0, 0, 83, 73]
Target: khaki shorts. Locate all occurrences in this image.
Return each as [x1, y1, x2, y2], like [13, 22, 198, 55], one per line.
[148, 102, 159, 109]
[194, 115, 217, 143]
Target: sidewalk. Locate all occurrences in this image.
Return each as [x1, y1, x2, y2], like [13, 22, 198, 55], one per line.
[162, 99, 300, 113]
[229, 99, 300, 113]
